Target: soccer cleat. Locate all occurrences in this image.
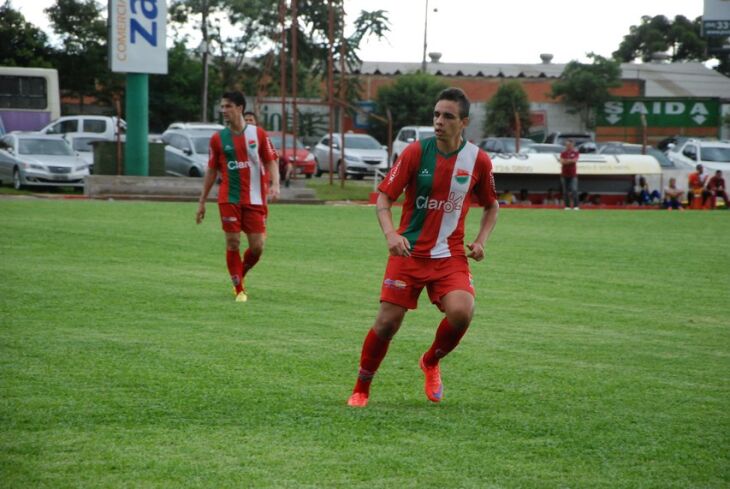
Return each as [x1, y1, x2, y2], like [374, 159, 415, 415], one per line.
[347, 392, 369, 408]
[235, 290, 248, 302]
[419, 354, 443, 403]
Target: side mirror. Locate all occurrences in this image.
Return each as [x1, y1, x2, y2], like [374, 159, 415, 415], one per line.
[406, 137, 415, 143]
[184, 148, 193, 156]
[682, 148, 697, 161]
[332, 143, 340, 150]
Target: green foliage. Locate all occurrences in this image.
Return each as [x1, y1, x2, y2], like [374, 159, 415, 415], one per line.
[613, 14, 729, 76]
[0, 1, 53, 67]
[551, 54, 621, 130]
[370, 72, 448, 143]
[1, 201, 729, 487]
[484, 81, 531, 137]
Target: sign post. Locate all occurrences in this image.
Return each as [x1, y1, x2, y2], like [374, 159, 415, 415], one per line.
[108, 0, 167, 176]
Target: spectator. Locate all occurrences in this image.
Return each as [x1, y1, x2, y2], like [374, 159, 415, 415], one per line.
[559, 139, 580, 210]
[663, 177, 683, 210]
[498, 189, 516, 205]
[687, 164, 711, 208]
[517, 188, 532, 205]
[542, 188, 561, 206]
[636, 176, 661, 205]
[707, 170, 729, 209]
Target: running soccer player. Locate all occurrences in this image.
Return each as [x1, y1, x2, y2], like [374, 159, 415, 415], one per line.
[347, 87, 499, 408]
[196, 90, 280, 302]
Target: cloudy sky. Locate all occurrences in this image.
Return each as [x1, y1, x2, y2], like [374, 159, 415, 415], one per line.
[17, 0, 709, 65]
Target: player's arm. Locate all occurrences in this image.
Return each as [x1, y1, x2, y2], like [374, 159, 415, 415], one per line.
[467, 200, 499, 262]
[266, 159, 280, 200]
[376, 191, 411, 257]
[196, 167, 218, 224]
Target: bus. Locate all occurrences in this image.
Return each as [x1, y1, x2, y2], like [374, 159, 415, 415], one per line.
[0, 67, 61, 135]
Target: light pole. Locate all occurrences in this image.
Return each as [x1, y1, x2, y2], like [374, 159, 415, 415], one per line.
[421, 1, 438, 72]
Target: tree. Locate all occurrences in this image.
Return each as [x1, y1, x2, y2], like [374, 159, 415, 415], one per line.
[45, 0, 110, 113]
[484, 81, 531, 137]
[550, 54, 622, 130]
[371, 72, 447, 143]
[0, 1, 53, 67]
[614, 14, 729, 76]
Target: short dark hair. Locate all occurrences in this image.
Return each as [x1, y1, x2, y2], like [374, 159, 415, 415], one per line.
[436, 87, 470, 119]
[243, 111, 257, 121]
[222, 90, 246, 110]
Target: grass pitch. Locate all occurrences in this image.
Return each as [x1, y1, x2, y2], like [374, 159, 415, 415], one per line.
[1, 200, 728, 488]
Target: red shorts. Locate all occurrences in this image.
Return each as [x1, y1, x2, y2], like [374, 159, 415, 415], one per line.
[218, 203, 267, 234]
[380, 255, 474, 310]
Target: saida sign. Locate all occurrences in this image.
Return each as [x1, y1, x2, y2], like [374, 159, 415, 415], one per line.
[597, 98, 720, 128]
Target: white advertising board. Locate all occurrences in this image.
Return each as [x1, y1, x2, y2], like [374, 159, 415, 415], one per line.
[109, 0, 168, 74]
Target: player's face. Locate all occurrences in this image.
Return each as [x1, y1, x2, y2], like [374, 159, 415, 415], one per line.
[244, 114, 257, 125]
[220, 99, 243, 124]
[433, 100, 467, 142]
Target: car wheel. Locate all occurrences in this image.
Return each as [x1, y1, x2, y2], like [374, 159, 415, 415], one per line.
[336, 160, 346, 179]
[353, 174, 364, 180]
[189, 167, 201, 177]
[315, 159, 324, 177]
[305, 173, 312, 179]
[12, 168, 23, 190]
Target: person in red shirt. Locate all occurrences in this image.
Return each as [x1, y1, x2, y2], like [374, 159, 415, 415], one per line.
[687, 164, 711, 208]
[196, 91, 280, 302]
[559, 139, 580, 209]
[346, 88, 499, 408]
[707, 170, 729, 209]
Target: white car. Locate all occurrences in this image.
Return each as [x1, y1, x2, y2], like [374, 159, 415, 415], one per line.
[667, 139, 730, 172]
[391, 125, 434, 165]
[40, 115, 126, 141]
[167, 122, 224, 131]
[313, 133, 388, 179]
[161, 128, 216, 177]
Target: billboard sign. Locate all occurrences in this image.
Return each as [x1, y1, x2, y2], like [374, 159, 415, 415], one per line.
[597, 98, 720, 128]
[703, 0, 730, 36]
[109, 0, 168, 74]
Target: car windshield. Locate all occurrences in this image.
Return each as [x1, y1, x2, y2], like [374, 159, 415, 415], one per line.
[700, 146, 730, 162]
[19, 139, 73, 156]
[192, 136, 212, 154]
[269, 135, 304, 150]
[71, 138, 105, 152]
[502, 139, 534, 152]
[344, 135, 381, 149]
[529, 145, 563, 153]
[419, 130, 435, 140]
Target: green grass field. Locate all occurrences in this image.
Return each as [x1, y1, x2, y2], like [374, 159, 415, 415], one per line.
[1, 199, 728, 488]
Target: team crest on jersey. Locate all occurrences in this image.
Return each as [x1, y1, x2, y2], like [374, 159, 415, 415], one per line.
[248, 139, 257, 149]
[455, 169, 471, 185]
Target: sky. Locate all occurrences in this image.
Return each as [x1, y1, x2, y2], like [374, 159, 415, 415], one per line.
[17, 0, 707, 65]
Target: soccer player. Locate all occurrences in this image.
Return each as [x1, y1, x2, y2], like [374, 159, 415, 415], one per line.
[347, 87, 499, 408]
[196, 91, 280, 302]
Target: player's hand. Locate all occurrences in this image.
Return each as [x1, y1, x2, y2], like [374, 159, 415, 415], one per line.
[195, 202, 206, 224]
[269, 183, 280, 201]
[386, 231, 411, 257]
[466, 242, 485, 261]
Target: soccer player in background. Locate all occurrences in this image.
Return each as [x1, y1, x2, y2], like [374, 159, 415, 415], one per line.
[196, 91, 280, 302]
[347, 88, 499, 408]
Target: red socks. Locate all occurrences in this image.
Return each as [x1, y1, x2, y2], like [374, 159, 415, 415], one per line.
[242, 249, 260, 278]
[353, 328, 391, 395]
[422, 318, 468, 367]
[226, 249, 243, 293]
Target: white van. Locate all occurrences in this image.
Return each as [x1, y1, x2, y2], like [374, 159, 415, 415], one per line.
[391, 125, 434, 165]
[40, 116, 126, 141]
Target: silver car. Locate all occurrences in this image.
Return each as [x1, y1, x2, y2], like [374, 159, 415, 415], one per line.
[0, 133, 90, 189]
[161, 128, 216, 177]
[313, 133, 388, 179]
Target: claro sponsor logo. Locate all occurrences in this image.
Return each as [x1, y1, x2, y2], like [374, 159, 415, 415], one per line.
[227, 160, 252, 170]
[415, 192, 464, 213]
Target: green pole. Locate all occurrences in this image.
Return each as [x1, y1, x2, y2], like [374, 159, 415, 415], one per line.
[125, 73, 149, 176]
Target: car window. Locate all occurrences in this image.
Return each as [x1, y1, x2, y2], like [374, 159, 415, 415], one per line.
[269, 134, 304, 150]
[19, 138, 74, 156]
[344, 135, 381, 149]
[700, 146, 730, 162]
[83, 119, 107, 133]
[71, 137, 104, 151]
[321, 137, 329, 146]
[417, 129, 434, 140]
[192, 136, 212, 154]
[399, 130, 415, 142]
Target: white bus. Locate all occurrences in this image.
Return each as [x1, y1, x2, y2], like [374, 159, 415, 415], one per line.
[0, 67, 61, 135]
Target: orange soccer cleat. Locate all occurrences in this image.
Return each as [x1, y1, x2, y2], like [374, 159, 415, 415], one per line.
[347, 392, 369, 408]
[419, 354, 443, 403]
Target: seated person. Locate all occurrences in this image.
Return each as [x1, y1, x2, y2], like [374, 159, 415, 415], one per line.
[663, 177, 683, 210]
[542, 188, 561, 206]
[707, 170, 729, 209]
[517, 188, 532, 205]
[687, 164, 711, 207]
[636, 176, 661, 205]
[498, 189, 516, 205]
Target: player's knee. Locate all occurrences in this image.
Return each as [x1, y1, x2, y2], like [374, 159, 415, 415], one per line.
[446, 308, 473, 329]
[226, 238, 241, 251]
[373, 317, 402, 339]
[249, 243, 264, 257]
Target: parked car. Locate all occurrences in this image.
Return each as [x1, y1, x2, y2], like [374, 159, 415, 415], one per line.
[391, 125, 434, 164]
[478, 137, 535, 154]
[0, 133, 90, 189]
[267, 131, 316, 178]
[543, 132, 593, 146]
[313, 133, 388, 179]
[598, 142, 682, 168]
[161, 128, 216, 177]
[167, 122, 224, 131]
[40, 115, 126, 141]
[63, 133, 109, 172]
[527, 143, 564, 154]
[667, 139, 730, 171]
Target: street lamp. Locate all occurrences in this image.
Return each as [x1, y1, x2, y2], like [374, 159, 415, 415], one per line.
[421, 1, 438, 72]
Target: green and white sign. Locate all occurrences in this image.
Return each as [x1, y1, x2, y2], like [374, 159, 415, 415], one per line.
[597, 98, 720, 128]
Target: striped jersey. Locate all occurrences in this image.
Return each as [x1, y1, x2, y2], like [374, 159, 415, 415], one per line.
[208, 125, 278, 205]
[378, 137, 497, 259]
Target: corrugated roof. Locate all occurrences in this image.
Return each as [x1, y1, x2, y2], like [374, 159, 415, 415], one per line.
[357, 61, 730, 99]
